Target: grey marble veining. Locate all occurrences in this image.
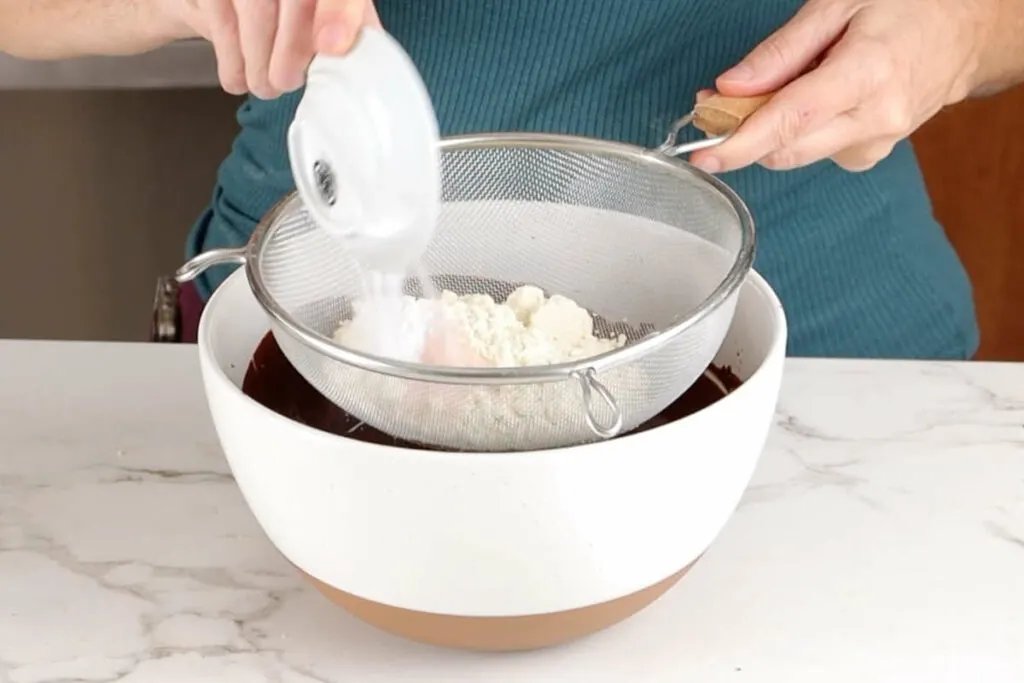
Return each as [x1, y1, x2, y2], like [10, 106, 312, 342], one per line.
[1, 341, 1022, 682]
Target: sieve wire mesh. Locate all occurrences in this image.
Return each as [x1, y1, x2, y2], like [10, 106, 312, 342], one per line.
[253, 137, 751, 452]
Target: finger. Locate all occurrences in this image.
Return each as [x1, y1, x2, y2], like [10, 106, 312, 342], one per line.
[831, 139, 897, 172]
[757, 107, 897, 172]
[234, 0, 280, 99]
[362, 0, 382, 29]
[314, 0, 368, 54]
[716, 0, 857, 96]
[756, 111, 863, 170]
[203, 0, 247, 94]
[690, 39, 876, 173]
[267, 0, 315, 92]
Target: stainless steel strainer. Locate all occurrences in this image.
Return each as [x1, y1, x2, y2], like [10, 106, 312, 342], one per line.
[178, 124, 756, 452]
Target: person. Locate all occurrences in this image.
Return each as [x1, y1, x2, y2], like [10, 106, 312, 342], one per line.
[4, 0, 1022, 357]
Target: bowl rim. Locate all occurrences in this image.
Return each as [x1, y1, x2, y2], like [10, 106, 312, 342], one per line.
[198, 268, 787, 459]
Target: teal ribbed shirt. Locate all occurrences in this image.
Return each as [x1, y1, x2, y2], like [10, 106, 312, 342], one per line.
[186, 0, 979, 359]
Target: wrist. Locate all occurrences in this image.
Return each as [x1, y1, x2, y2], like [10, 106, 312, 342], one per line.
[965, 0, 1024, 97]
[150, 0, 202, 44]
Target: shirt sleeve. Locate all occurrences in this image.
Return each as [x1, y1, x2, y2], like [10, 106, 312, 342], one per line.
[185, 92, 303, 300]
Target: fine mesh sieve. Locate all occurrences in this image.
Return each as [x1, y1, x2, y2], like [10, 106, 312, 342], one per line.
[178, 129, 756, 452]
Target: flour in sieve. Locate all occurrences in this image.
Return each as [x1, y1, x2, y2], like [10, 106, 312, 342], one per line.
[335, 285, 626, 366]
[332, 285, 635, 451]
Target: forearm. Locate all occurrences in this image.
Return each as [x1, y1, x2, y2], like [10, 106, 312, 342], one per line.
[0, 0, 195, 60]
[971, 0, 1024, 97]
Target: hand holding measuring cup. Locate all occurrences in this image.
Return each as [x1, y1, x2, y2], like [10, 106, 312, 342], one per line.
[168, 0, 379, 98]
[689, 0, 1003, 174]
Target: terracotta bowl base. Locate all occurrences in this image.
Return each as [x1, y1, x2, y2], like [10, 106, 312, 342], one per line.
[301, 558, 698, 652]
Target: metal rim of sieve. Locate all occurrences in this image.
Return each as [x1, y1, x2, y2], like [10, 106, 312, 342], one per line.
[176, 127, 756, 392]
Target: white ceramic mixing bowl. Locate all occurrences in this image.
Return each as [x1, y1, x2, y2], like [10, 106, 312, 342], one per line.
[197, 267, 786, 651]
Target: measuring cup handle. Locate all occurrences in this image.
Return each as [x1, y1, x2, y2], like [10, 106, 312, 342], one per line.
[572, 368, 624, 440]
[175, 247, 247, 284]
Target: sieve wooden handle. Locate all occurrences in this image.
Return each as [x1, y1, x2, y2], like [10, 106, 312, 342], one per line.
[692, 92, 776, 136]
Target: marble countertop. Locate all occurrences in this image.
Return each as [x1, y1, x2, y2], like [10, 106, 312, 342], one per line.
[1, 340, 1023, 682]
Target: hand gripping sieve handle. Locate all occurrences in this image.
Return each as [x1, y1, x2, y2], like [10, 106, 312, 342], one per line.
[691, 92, 775, 136]
[657, 90, 777, 157]
[572, 368, 624, 440]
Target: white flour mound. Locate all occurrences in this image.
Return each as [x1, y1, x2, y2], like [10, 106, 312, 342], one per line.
[331, 285, 635, 451]
[334, 284, 626, 366]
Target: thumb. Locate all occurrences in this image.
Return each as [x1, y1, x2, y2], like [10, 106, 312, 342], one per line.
[363, 1, 382, 28]
[314, 0, 377, 54]
[716, 0, 853, 96]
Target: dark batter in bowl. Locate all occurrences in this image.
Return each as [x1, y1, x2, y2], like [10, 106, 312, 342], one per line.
[241, 332, 742, 449]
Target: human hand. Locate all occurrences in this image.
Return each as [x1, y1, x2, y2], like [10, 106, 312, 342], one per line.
[167, 0, 380, 98]
[689, 0, 996, 174]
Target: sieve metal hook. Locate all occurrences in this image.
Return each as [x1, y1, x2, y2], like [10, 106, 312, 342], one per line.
[175, 247, 247, 284]
[657, 112, 696, 152]
[572, 368, 624, 439]
[655, 111, 729, 158]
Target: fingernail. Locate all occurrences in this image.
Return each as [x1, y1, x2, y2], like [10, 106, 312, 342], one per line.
[316, 23, 350, 53]
[692, 156, 721, 174]
[720, 63, 754, 82]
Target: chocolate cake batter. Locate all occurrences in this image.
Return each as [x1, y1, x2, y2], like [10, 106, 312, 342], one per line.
[241, 332, 741, 450]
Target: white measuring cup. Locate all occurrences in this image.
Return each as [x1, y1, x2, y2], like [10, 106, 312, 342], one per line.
[287, 27, 441, 270]
[287, 29, 485, 368]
